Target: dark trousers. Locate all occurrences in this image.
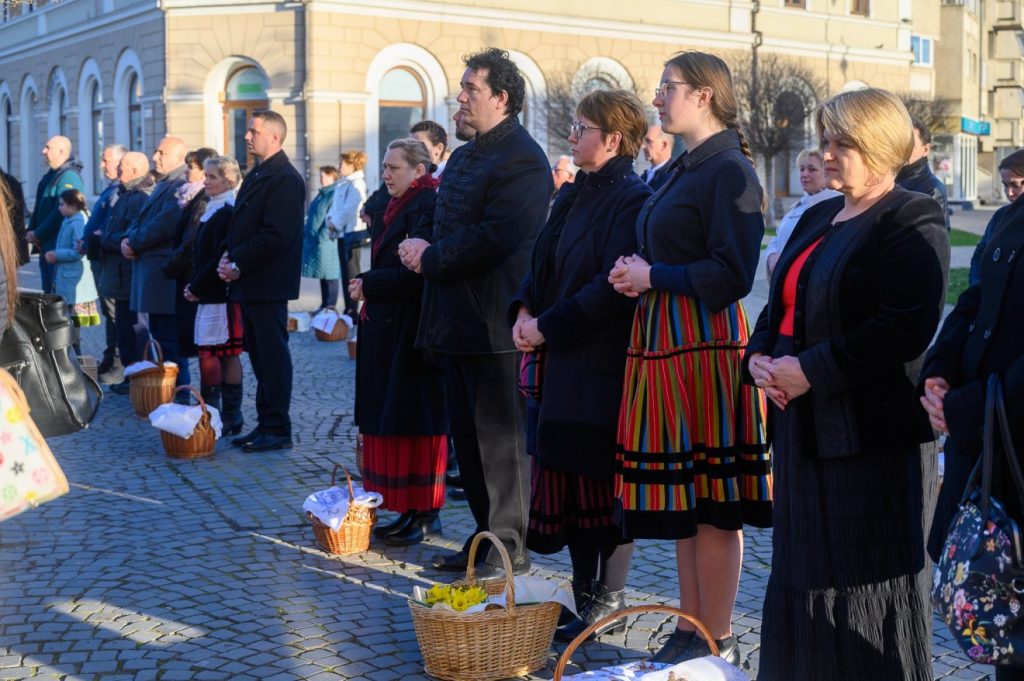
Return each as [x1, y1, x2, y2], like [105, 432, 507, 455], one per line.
[319, 279, 339, 309]
[444, 352, 529, 565]
[114, 300, 149, 365]
[39, 257, 55, 294]
[241, 301, 292, 437]
[338, 237, 365, 317]
[149, 312, 189, 386]
[90, 259, 117, 360]
[998, 667, 1024, 680]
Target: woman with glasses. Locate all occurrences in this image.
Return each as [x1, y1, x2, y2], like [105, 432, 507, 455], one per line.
[608, 51, 771, 667]
[511, 89, 651, 643]
[969, 148, 1024, 285]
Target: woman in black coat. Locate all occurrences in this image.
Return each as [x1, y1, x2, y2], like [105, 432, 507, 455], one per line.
[350, 138, 447, 547]
[744, 89, 949, 681]
[921, 187, 1024, 681]
[510, 90, 651, 641]
[165, 148, 216, 366]
[184, 155, 245, 435]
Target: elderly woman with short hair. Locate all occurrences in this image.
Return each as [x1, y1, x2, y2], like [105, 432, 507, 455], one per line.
[744, 88, 950, 681]
[184, 155, 246, 435]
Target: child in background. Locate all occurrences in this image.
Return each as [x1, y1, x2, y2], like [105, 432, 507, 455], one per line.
[46, 189, 99, 350]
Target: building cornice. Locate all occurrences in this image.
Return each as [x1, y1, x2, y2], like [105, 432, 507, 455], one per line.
[0, 2, 161, 61]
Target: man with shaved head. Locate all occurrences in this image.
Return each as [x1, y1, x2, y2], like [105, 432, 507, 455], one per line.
[26, 135, 84, 293]
[113, 136, 190, 394]
[100, 151, 155, 391]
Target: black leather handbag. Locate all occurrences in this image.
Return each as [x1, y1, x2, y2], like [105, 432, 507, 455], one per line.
[0, 291, 102, 437]
[932, 375, 1024, 666]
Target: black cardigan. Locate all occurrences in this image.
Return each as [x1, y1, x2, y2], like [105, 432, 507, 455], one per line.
[508, 155, 650, 477]
[744, 187, 950, 458]
[188, 207, 234, 304]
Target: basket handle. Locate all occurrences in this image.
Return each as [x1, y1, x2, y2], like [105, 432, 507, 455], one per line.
[172, 385, 207, 416]
[464, 531, 516, 611]
[143, 338, 165, 364]
[330, 463, 356, 501]
[552, 605, 719, 680]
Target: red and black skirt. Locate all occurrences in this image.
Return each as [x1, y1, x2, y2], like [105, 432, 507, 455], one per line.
[197, 302, 244, 358]
[361, 434, 447, 513]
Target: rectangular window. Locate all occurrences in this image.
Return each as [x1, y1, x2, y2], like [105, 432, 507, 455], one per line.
[912, 36, 933, 66]
[851, 0, 869, 15]
[784, 0, 806, 7]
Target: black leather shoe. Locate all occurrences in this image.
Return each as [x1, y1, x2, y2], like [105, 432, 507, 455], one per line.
[650, 628, 696, 664]
[373, 511, 415, 538]
[384, 511, 442, 546]
[555, 584, 626, 642]
[242, 434, 293, 453]
[109, 380, 131, 395]
[232, 428, 262, 447]
[682, 634, 741, 666]
[430, 549, 474, 572]
[473, 555, 531, 580]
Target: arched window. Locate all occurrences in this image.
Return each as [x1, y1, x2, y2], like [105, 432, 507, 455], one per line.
[378, 67, 425, 165]
[2, 98, 12, 171]
[127, 73, 143, 151]
[56, 88, 67, 137]
[90, 81, 105, 193]
[223, 66, 269, 170]
[21, 87, 39, 191]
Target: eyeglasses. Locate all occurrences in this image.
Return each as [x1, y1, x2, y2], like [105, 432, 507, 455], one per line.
[654, 80, 690, 98]
[570, 121, 605, 138]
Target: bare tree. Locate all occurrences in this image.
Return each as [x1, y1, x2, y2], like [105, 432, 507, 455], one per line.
[896, 93, 959, 136]
[541, 63, 648, 159]
[731, 54, 826, 223]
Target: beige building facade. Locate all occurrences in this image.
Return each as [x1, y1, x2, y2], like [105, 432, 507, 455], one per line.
[0, 0, 980, 204]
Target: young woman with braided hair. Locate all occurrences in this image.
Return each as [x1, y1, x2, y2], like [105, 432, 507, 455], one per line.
[608, 51, 771, 666]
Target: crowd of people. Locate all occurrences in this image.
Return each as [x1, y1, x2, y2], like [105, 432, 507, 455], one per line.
[1, 43, 1023, 680]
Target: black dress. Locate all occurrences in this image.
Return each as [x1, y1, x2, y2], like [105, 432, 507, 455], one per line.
[746, 188, 949, 681]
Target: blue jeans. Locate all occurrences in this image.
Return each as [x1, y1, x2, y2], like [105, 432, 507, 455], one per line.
[39, 257, 55, 294]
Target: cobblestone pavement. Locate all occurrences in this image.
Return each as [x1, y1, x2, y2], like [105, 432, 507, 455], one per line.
[0, 261, 995, 681]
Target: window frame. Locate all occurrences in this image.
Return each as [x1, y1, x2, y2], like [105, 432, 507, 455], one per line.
[911, 35, 934, 67]
[851, 0, 869, 16]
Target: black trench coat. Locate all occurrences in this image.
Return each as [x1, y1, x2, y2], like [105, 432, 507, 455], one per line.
[354, 188, 447, 436]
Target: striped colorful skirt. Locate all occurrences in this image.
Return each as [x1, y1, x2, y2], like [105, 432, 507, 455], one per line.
[361, 434, 447, 513]
[527, 459, 628, 555]
[614, 290, 772, 540]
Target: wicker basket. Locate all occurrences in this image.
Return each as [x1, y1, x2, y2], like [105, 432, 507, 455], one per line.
[307, 464, 376, 555]
[409, 531, 561, 681]
[287, 316, 298, 332]
[160, 386, 217, 460]
[129, 339, 179, 418]
[313, 316, 349, 342]
[77, 355, 98, 382]
[553, 605, 719, 680]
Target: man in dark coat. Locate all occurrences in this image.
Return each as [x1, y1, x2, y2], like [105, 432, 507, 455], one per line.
[641, 124, 673, 191]
[218, 110, 305, 453]
[101, 152, 154, 392]
[26, 136, 84, 293]
[122, 137, 189, 387]
[84, 144, 127, 379]
[896, 119, 951, 230]
[0, 166, 28, 265]
[399, 48, 553, 575]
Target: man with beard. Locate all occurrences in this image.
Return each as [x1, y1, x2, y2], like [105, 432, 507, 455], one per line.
[399, 48, 552, 576]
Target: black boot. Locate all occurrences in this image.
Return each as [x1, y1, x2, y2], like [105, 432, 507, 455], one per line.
[200, 384, 222, 413]
[557, 578, 594, 628]
[221, 383, 244, 436]
[384, 510, 442, 546]
[650, 628, 696, 664]
[676, 633, 741, 667]
[555, 583, 626, 642]
[373, 511, 414, 538]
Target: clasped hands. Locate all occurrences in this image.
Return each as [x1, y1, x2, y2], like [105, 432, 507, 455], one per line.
[608, 254, 652, 297]
[398, 238, 430, 274]
[747, 353, 811, 411]
[512, 306, 545, 352]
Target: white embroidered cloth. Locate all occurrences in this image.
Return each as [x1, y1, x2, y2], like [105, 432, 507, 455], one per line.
[303, 485, 383, 531]
[149, 402, 223, 439]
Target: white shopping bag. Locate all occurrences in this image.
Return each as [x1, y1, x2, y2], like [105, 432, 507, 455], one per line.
[194, 304, 229, 346]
